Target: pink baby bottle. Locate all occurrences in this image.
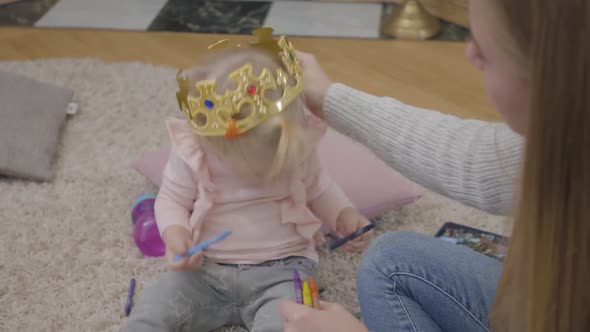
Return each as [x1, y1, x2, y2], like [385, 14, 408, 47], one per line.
[131, 193, 165, 257]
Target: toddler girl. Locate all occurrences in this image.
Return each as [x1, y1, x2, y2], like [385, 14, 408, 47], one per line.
[124, 29, 371, 332]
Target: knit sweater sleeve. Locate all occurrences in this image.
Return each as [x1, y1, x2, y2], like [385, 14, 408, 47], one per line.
[323, 83, 524, 216]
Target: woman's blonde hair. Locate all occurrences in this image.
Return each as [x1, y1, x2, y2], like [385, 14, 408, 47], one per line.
[184, 47, 311, 181]
[486, 1, 590, 331]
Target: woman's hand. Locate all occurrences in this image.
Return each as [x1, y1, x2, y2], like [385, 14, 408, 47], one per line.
[162, 225, 204, 271]
[279, 300, 368, 332]
[294, 51, 333, 119]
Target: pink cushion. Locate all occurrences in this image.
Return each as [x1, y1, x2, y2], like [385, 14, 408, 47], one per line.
[131, 128, 422, 218]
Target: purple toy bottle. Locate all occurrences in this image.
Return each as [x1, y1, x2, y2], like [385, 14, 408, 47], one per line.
[131, 193, 165, 257]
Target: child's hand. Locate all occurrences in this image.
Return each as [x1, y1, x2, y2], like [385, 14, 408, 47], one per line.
[162, 225, 204, 271]
[313, 230, 328, 248]
[335, 207, 373, 252]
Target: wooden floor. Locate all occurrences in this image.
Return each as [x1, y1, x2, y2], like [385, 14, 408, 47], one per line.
[0, 27, 499, 121]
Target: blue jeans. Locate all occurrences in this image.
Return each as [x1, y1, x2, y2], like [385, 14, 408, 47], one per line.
[357, 232, 502, 332]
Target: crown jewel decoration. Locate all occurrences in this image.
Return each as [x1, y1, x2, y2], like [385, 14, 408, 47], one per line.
[176, 28, 303, 138]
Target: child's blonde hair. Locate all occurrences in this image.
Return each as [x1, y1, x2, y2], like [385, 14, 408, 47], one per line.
[184, 47, 311, 181]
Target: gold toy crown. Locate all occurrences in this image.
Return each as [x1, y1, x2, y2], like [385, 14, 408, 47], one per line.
[176, 28, 303, 138]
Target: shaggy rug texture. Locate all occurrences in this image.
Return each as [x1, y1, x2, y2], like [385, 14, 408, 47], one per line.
[0, 59, 510, 332]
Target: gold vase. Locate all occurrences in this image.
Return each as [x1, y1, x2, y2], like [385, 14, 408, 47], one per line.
[381, 0, 441, 40]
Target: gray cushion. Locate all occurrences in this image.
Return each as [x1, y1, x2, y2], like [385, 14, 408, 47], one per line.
[0, 71, 73, 181]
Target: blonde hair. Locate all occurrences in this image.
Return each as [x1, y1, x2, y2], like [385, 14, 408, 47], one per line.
[485, 1, 590, 331]
[184, 48, 311, 181]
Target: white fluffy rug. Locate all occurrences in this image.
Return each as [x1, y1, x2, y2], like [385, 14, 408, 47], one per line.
[0, 59, 509, 332]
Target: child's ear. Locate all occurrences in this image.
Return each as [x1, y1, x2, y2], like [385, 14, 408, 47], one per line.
[264, 87, 285, 101]
[179, 66, 210, 98]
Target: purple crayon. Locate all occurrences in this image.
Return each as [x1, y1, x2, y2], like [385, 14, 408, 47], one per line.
[293, 270, 303, 304]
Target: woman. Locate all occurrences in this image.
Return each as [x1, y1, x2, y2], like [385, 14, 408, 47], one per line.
[279, 0, 590, 331]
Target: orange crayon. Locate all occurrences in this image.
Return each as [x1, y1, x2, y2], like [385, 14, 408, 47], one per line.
[309, 276, 320, 309]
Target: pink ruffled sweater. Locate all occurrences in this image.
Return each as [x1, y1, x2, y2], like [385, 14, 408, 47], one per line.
[155, 117, 353, 264]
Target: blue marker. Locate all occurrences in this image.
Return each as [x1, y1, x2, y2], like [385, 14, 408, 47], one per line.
[329, 223, 375, 251]
[174, 230, 232, 262]
[125, 278, 136, 316]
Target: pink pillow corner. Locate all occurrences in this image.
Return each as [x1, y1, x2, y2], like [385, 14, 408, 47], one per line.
[317, 129, 422, 218]
[130, 147, 169, 187]
[131, 129, 422, 217]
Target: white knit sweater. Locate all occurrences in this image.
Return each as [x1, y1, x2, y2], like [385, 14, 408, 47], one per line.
[324, 83, 524, 216]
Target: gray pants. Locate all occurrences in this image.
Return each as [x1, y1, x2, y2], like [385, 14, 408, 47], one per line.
[123, 256, 317, 332]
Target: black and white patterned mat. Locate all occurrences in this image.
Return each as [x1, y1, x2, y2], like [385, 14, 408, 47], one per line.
[0, 0, 469, 41]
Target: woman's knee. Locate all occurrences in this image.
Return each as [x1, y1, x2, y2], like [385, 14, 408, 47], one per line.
[362, 231, 428, 263]
[359, 231, 442, 278]
[356, 232, 430, 313]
